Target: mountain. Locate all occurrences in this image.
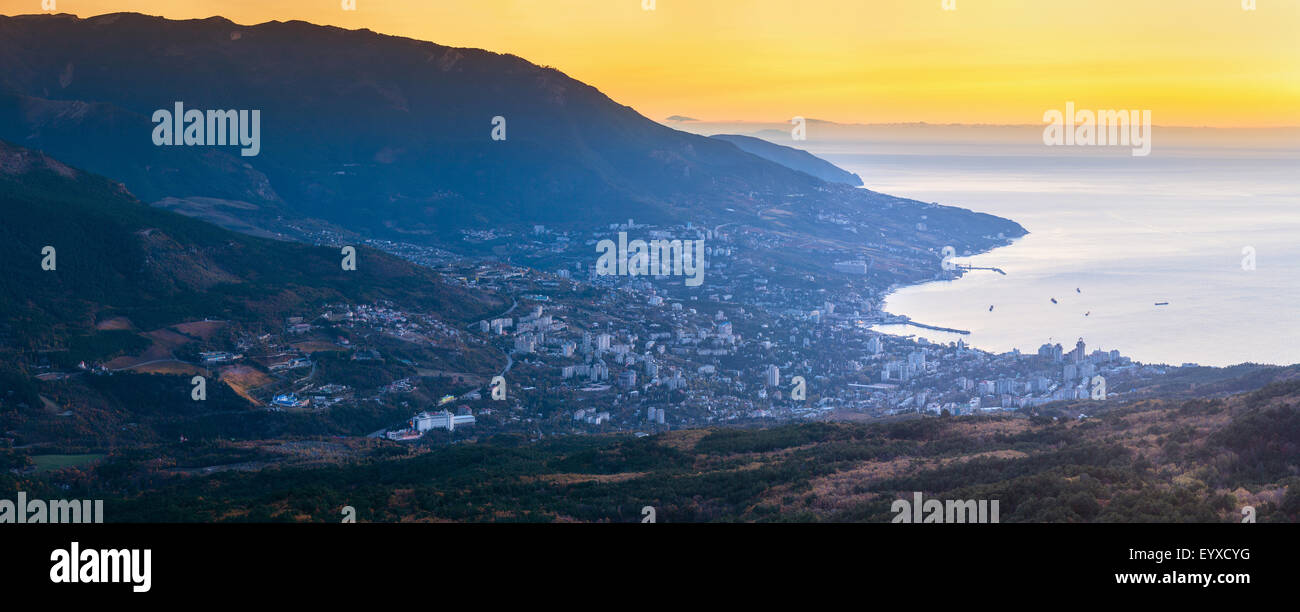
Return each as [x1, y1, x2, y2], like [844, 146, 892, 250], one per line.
[84, 374, 1300, 522]
[0, 138, 498, 351]
[711, 134, 863, 186]
[0, 138, 506, 447]
[0, 12, 1021, 256]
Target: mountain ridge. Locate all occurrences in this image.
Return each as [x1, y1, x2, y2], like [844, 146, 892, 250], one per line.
[0, 12, 1023, 260]
[710, 134, 863, 186]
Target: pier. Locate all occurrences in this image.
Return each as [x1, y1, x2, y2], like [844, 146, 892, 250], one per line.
[903, 320, 972, 335]
[878, 314, 971, 335]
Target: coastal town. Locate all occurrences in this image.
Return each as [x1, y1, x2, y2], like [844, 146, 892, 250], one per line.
[73, 215, 1165, 444]
[22, 209, 1182, 449]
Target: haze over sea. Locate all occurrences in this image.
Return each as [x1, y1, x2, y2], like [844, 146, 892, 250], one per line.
[832, 127, 1299, 367]
[680, 122, 1300, 367]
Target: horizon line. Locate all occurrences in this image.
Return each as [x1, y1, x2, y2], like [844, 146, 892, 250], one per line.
[10, 11, 1298, 132]
[661, 119, 1300, 130]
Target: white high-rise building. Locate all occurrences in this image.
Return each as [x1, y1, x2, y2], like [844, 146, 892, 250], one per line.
[765, 364, 780, 387]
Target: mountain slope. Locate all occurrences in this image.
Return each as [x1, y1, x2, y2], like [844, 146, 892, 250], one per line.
[711, 134, 863, 186]
[0, 139, 506, 448]
[52, 375, 1300, 523]
[0, 139, 498, 350]
[0, 12, 1022, 254]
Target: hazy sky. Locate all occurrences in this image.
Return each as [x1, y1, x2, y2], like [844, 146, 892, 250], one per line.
[5, 0, 1298, 127]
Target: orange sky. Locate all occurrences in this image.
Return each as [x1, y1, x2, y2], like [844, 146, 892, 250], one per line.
[4, 0, 1298, 127]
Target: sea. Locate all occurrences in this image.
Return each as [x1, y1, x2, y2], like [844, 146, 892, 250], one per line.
[803, 126, 1300, 367]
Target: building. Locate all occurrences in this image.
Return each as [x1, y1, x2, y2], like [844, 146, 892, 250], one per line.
[882, 360, 915, 382]
[833, 260, 871, 275]
[268, 356, 311, 372]
[271, 394, 308, 409]
[765, 364, 780, 387]
[199, 351, 240, 364]
[562, 364, 587, 379]
[385, 429, 422, 442]
[411, 409, 476, 432]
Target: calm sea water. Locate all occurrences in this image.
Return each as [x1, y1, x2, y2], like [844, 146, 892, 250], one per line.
[820, 141, 1300, 366]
